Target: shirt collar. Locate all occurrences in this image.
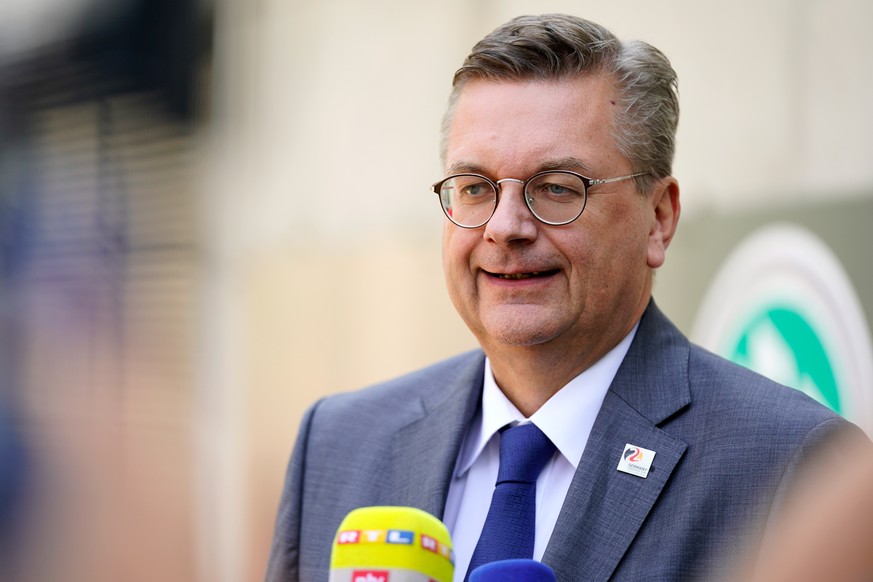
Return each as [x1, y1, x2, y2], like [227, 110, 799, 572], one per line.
[454, 324, 639, 478]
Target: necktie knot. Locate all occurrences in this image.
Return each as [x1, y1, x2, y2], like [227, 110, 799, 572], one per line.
[497, 423, 556, 485]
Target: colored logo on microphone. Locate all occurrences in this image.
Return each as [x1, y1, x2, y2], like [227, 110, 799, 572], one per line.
[351, 571, 389, 582]
[334, 523, 453, 570]
[330, 507, 454, 581]
[420, 534, 453, 562]
[386, 530, 414, 545]
[338, 529, 414, 545]
[337, 530, 361, 544]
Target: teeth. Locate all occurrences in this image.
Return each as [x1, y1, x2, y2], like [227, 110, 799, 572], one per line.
[496, 272, 540, 280]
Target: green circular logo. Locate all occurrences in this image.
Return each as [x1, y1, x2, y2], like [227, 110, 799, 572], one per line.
[693, 224, 873, 430]
[730, 306, 841, 413]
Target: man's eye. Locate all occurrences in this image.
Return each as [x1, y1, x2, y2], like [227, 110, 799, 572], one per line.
[461, 183, 488, 196]
[534, 182, 581, 198]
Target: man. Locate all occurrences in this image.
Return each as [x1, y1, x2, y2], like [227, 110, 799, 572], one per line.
[266, 14, 850, 581]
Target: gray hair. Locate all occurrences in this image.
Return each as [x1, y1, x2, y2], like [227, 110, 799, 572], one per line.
[440, 14, 679, 193]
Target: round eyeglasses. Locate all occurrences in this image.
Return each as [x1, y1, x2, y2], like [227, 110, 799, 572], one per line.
[431, 170, 647, 228]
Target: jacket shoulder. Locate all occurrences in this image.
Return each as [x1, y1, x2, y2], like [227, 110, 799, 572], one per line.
[686, 343, 842, 429]
[312, 349, 484, 421]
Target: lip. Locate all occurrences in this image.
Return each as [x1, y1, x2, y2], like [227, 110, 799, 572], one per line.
[482, 268, 561, 282]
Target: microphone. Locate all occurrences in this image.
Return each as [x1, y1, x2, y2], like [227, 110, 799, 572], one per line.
[329, 506, 454, 582]
[469, 559, 556, 582]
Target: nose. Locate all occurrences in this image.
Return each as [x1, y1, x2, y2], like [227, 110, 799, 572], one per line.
[483, 179, 539, 245]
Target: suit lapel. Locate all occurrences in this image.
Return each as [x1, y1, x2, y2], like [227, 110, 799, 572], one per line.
[543, 303, 691, 581]
[543, 393, 687, 581]
[390, 352, 484, 519]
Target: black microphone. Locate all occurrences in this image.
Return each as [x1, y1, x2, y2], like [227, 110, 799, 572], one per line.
[469, 559, 557, 581]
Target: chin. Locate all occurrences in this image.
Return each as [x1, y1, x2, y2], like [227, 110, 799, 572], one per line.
[488, 332, 557, 347]
[480, 316, 566, 348]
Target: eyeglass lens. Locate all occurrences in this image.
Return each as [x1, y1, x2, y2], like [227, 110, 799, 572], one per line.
[437, 172, 587, 227]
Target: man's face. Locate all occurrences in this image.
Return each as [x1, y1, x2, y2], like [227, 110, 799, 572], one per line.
[442, 75, 674, 358]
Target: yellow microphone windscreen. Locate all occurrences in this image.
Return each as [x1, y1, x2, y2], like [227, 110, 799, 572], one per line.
[329, 506, 454, 582]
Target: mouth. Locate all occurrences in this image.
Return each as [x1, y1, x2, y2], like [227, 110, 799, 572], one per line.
[485, 269, 559, 280]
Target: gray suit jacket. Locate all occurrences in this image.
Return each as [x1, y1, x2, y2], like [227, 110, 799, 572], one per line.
[265, 302, 849, 581]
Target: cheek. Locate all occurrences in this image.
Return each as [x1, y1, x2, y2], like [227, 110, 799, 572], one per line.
[564, 205, 649, 281]
[442, 234, 479, 322]
[442, 230, 475, 286]
[592, 198, 651, 250]
[441, 224, 457, 272]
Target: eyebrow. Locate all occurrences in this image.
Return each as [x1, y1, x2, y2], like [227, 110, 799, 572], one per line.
[445, 156, 596, 178]
[537, 157, 596, 175]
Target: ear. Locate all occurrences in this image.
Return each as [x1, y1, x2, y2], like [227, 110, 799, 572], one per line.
[646, 176, 680, 269]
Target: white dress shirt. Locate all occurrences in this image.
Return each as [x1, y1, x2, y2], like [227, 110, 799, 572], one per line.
[443, 325, 638, 581]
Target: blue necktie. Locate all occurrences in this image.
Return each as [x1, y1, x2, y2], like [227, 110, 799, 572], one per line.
[465, 423, 557, 580]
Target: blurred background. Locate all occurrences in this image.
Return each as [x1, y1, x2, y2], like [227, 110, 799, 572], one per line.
[0, 0, 870, 580]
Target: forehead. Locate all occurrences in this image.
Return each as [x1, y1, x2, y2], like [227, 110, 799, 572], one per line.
[445, 75, 622, 174]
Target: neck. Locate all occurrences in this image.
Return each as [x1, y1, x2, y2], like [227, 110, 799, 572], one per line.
[485, 343, 607, 418]
[484, 300, 648, 417]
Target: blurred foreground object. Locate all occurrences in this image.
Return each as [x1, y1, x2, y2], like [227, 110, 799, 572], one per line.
[0, 396, 29, 580]
[0, 0, 212, 580]
[741, 430, 873, 581]
[0, 0, 209, 120]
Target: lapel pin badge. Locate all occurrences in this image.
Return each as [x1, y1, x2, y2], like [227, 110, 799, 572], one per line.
[617, 443, 656, 478]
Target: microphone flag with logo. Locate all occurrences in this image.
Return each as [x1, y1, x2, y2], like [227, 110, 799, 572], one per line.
[329, 506, 454, 582]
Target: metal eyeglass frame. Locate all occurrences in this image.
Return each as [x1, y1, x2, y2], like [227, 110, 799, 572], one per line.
[431, 170, 649, 228]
